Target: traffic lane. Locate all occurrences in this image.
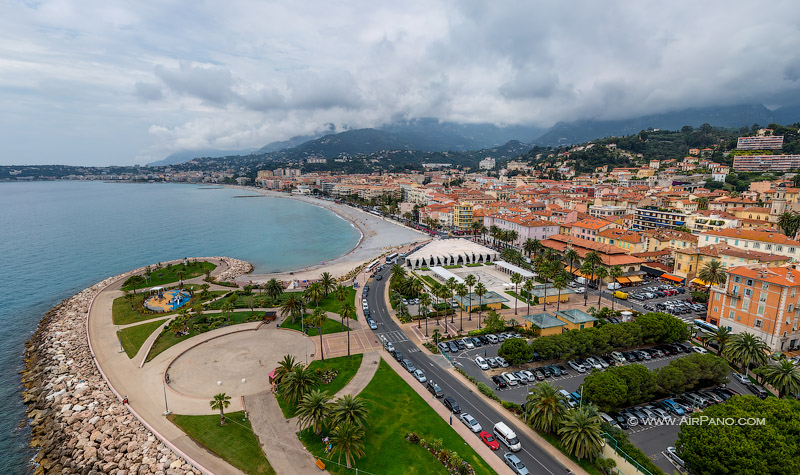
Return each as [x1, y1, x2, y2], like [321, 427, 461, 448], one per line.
[369, 268, 568, 475]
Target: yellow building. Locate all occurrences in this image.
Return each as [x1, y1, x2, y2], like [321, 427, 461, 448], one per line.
[455, 291, 508, 312]
[596, 229, 645, 254]
[728, 206, 771, 222]
[642, 229, 698, 253]
[522, 313, 566, 336]
[674, 244, 790, 281]
[554, 309, 598, 331]
[453, 202, 474, 232]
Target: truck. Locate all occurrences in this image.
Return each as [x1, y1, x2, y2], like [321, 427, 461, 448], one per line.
[575, 276, 588, 285]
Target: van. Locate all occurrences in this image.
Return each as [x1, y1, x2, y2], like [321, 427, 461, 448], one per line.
[607, 282, 622, 290]
[613, 290, 628, 299]
[610, 351, 626, 364]
[575, 276, 588, 285]
[493, 422, 521, 452]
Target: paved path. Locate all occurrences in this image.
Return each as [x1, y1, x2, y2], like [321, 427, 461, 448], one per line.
[334, 351, 380, 398]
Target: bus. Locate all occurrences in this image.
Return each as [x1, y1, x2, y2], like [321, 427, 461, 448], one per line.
[694, 319, 719, 333]
[386, 252, 398, 263]
[368, 260, 380, 271]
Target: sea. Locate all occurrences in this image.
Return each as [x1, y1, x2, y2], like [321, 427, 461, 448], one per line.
[0, 181, 362, 473]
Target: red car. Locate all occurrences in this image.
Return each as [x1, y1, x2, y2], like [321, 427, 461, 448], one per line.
[479, 431, 499, 450]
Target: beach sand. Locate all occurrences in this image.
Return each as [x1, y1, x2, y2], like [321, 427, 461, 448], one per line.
[228, 186, 429, 283]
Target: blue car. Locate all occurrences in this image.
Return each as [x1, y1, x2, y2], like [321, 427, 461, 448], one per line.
[661, 398, 685, 416]
[570, 391, 582, 403]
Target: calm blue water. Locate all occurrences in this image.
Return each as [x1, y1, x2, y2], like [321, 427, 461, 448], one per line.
[0, 181, 361, 473]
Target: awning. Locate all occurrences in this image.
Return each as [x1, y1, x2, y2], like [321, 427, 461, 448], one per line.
[575, 269, 597, 280]
[628, 275, 643, 283]
[616, 276, 631, 284]
[692, 278, 710, 286]
[661, 273, 684, 283]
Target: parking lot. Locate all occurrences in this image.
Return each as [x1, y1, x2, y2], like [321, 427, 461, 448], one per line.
[443, 333, 755, 474]
[605, 280, 709, 325]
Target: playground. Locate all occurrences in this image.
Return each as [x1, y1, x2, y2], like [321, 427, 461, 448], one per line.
[144, 288, 191, 312]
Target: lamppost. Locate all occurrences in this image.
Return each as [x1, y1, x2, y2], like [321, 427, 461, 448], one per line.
[117, 329, 124, 353]
[162, 379, 171, 416]
[425, 316, 429, 337]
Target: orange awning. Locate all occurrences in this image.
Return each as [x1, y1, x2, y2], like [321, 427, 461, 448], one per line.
[628, 275, 643, 283]
[661, 273, 684, 283]
[616, 276, 631, 284]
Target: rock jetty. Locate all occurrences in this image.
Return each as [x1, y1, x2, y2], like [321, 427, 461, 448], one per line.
[22, 257, 252, 474]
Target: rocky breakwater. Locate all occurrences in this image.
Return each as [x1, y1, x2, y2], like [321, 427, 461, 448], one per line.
[22, 257, 252, 474]
[214, 257, 253, 284]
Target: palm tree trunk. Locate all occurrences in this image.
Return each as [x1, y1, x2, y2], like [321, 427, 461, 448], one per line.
[557, 288, 562, 311]
[514, 284, 519, 315]
[543, 283, 548, 311]
[460, 307, 463, 332]
[347, 325, 351, 357]
[319, 328, 324, 361]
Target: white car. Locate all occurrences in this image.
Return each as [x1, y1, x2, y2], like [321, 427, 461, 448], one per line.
[459, 413, 482, 433]
[586, 357, 603, 370]
[412, 369, 427, 383]
[692, 346, 708, 354]
[462, 338, 475, 349]
[521, 370, 536, 381]
[575, 287, 586, 294]
[501, 372, 519, 386]
[732, 372, 749, 384]
[474, 356, 490, 370]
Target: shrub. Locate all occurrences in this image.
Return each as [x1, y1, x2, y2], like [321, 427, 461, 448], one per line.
[502, 401, 522, 414]
[476, 382, 501, 402]
[406, 432, 420, 444]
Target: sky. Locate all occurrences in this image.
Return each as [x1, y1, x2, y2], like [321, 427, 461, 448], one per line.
[2, 1, 800, 166]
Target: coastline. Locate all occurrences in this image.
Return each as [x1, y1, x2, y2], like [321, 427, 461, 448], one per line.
[22, 257, 251, 474]
[227, 186, 428, 283]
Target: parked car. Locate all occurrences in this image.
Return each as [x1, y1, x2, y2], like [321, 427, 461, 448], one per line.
[384, 341, 395, 353]
[447, 341, 459, 353]
[401, 359, 416, 373]
[568, 360, 586, 373]
[533, 369, 545, 381]
[486, 334, 499, 344]
[501, 372, 519, 386]
[609, 411, 629, 429]
[496, 357, 509, 368]
[443, 396, 461, 414]
[455, 339, 466, 350]
[733, 372, 749, 384]
[692, 346, 709, 354]
[491, 375, 507, 389]
[666, 446, 685, 470]
[479, 431, 499, 450]
[367, 319, 378, 330]
[558, 389, 576, 407]
[474, 356, 489, 370]
[412, 369, 426, 383]
[660, 398, 685, 416]
[426, 380, 443, 398]
[512, 371, 529, 385]
[462, 338, 475, 349]
[557, 364, 570, 375]
[747, 383, 770, 399]
[393, 351, 404, 362]
[437, 342, 449, 353]
[487, 357, 499, 368]
[471, 337, 483, 347]
[503, 453, 530, 475]
[459, 413, 482, 433]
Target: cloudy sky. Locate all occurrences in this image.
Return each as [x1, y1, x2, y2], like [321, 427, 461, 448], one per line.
[2, 1, 800, 166]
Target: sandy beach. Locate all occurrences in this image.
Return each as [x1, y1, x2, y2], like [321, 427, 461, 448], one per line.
[228, 186, 429, 283]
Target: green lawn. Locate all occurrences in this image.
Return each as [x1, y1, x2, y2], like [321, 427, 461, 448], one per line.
[112, 290, 223, 325]
[121, 261, 216, 290]
[307, 287, 356, 315]
[276, 354, 364, 418]
[146, 311, 262, 362]
[119, 319, 168, 358]
[299, 359, 496, 475]
[465, 263, 483, 267]
[420, 275, 439, 288]
[169, 411, 274, 475]
[279, 316, 351, 336]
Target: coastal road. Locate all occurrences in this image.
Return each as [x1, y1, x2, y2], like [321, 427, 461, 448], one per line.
[366, 266, 572, 475]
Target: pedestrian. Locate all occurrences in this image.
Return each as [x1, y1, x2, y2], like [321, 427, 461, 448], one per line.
[484, 349, 487, 357]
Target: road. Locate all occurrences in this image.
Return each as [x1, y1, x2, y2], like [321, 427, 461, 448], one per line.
[365, 265, 571, 475]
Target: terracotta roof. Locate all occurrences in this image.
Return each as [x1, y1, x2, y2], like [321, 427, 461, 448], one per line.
[642, 229, 699, 243]
[541, 234, 645, 267]
[597, 228, 643, 243]
[703, 228, 800, 246]
[727, 266, 800, 287]
[572, 218, 613, 230]
[679, 244, 789, 262]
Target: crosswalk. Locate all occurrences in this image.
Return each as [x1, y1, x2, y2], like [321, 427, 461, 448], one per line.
[377, 330, 409, 343]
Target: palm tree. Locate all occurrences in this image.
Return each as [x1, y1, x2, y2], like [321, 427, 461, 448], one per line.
[221, 300, 234, 323]
[297, 389, 332, 435]
[465, 274, 476, 320]
[510, 272, 523, 315]
[419, 293, 431, 330]
[564, 247, 580, 275]
[557, 406, 604, 461]
[281, 364, 319, 404]
[391, 264, 407, 280]
[523, 239, 536, 259]
[340, 303, 355, 357]
[329, 421, 366, 469]
[304, 282, 325, 308]
[725, 332, 769, 377]
[506, 229, 519, 249]
[474, 283, 487, 328]
[522, 279, 535, 316]
[307, 307, 328, 361]
[330, 394, 369, 428]
[410, 278, 424, 297]
[319, 272, 335, 297]
[274, 354, 297, 384]
[524, 382, 565, 433]
[537, 260, 553, 311]
[489, 225, 500, 246]
[755, 359, 800, 398]
[479, 224, 488, 244]
[446, 277, 457, 324]
[552, 270, 569, 312]
[698, 259, 727, 290]
[708, 326, 732, 356]
[778, 211, 800, 238]
[209, 393, 232, 426]
[280, 294, 305, 324]
[455, 283, 468, 332]
[435, 284, 450, 327]
[583, 251, 602, 286]
[608, 265, 623, 311]
[595, 266, 609, 307]
[176, 269, 186, 289]
[579, 260, 594, 306]
[265, 278, 283, 305]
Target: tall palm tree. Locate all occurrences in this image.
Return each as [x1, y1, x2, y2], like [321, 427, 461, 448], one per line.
[755, 359, 800, 398]
[330, 394, 369, 428]
[176, 269, 186, 289]
[583, 251, 602, 285]
[419, 293, 431, 330]
[479, 224, 488, 244]
[297, 389, 331, 435]
[522, 279, 535, 316]
[474, 283, 487, 328]
[564, 248, 580, 275]
[708, 326, 732, 356]
[320, 272, 336, 297]
[281, 364, 319, 404]
[725, 332, 769, 377]
[595, 266, 609, 307]
[579, 260, 595, 306]
[552, 270, 569, 312]
[304, 282, 325, 308]
[523, 239, 536, 259]
[471, 220, 482, 239]
[778, 211, 800, 238]
[221, 300, 234, 323]
[329, 421, 366, 469]
[280, 294, 305, 324]
[410, 278, 424, 297]
[446, 277, 457, 324]
[608, 265, 623, 311]
[557, 406, 604, 461]
[537, 260, 553, 311]
[511, 272, 523, 315]
[524, 382, 565, 433]
[265, 278, 283, 304]
[274, 354, 297, 384]
[455, 283, 468, 332]
[506, 229, 519, 249]
[391, 264, 407, 280]
[489, 225, 500, 247]
[698, 259, 727, 290]
[340, 303, 355, 357]
[435, 284, 450, 327]
[209, 393, 232, 426]
[465, 274, 476, 321]
[307, 307, 328, 361]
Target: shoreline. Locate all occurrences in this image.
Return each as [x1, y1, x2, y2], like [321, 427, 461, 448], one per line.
[226, 186, 427, 283]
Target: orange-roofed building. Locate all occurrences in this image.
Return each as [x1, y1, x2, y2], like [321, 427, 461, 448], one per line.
[699, 228, 800, 261]
[540, 234, 645, 273]
[596, 229, 645, 254]
[571, 217, 614, 241]
[483, 213, 559, 247]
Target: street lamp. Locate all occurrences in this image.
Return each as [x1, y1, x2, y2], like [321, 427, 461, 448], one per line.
[117, 329, 124, 353]
[162, 379, 171, 416]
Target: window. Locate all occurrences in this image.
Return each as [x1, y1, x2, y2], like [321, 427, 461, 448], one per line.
[762, 282, 769, 290]
[793, 288, 797, 298]
[713, 306, 719, 312]
[744, 288, 753, 298]
[737, 315, 741, 321]
[741, 300, 749, 312]
[757, 304, 766, 316]
[734, 276, 741, 283]
[728, 310, 736, 319]
[759, 293, 767, 303]
[755, 319, 763, 328]
[746, 279, 753, 286]
[789, 304, 795, 313]
[715, 293, 721, 301]
[733, 285, 740, 295]
[777, 246, 783, 252]
[754, 243, 760, 249]
[791, 247, 796, 254]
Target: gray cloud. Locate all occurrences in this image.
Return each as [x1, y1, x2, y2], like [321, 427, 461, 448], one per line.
[134, 81, 163, 101]
[154, 62, 236, 105]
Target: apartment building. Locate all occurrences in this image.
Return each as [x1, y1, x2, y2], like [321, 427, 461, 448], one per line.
[632, 207, 689, 231]
[483, 213, 559, 247]
[699, 229, 800, 262]
[685, 211, 738, 234]
[736, 136, 784, 150]
[596, 229, 645, 254]
[733, 154, 800, 172]
[571, 217, 614, 241]
[707, 265, 800, 351]
[453, 202, 474, 232]
[642, 229, 698, 253]
[588, 205, 628, 220]
[674, 244, 790, 281]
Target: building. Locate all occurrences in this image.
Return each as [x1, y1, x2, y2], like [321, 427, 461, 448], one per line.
[596, 229, 645, 254]
[674, 244, 790, 282]
[554, 309, 598, 331]
[571, 218, 614, 241]
[453, 202, 474, 232]
[479, 158, 496, 170]
[454, 291, 508, 312]
[707, 265, 800, 351]
[632, 207, 689, 231]
[483, 213, 560, 247]
[540, 234, 646, 273]
[685, 211, 738, 235]
[404, 239, 499, 269]
[736, 136, 784, 150]
[588, 205, 628, 220]
[733, 155, 800, 172]
[521, 313, 566, 336]
[699, 229, 800, 262]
